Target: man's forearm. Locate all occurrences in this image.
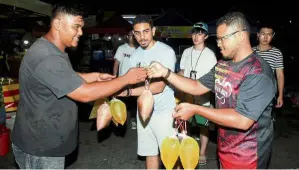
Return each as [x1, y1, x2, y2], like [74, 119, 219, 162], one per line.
[72, 75, 129, 102]
[277, 72, 284, 97]
[113, 61, 119, 76]
[193, 106, 254, 130]
[77, 72, 99, 83]
[166, 71, 210, 96]
[131, 81, 165, 96]
[178, 70, 184, 76]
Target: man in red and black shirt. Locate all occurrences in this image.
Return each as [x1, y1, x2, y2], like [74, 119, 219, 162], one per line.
[147, 12, 276, 169]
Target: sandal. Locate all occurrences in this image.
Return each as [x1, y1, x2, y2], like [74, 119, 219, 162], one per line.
[199, 155, 207, 166]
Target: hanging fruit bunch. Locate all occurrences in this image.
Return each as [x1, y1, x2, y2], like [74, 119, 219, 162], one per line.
[96, 100, 112, 131]
[137, 79, 154, 124]
[160, 119, 200, 170]
[161, 135, 180, 170]
[95, 96, 127, 130]
[109, 97, 127, 125]
[178, 135, 200, 169]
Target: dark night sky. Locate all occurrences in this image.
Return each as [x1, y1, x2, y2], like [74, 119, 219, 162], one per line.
[39, 1, 297, 27]
[38, 1, 297, 53]
[2, 1, 295, 58]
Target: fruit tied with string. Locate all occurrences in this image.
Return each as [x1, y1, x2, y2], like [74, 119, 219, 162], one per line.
[160, 135, 180, 170]
[96, 100, 112, 131]
[160, 119, 199, 169]
[137, 79, 154, 122]
[178, 134, 199, 169]
[109, 97, 127, 125]
[176, 120, 200, 170]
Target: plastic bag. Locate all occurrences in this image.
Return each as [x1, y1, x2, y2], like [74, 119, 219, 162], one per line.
[96, 101, 112, 131]
[109, 98, 127, 125]
[160, 136, 180, 170]
[160, 119, 200, 170]
[178, 134, 200, 170]
[89, 98, 108, 119]
[111, 117, 119, 126]
[137, 80, 154, 123]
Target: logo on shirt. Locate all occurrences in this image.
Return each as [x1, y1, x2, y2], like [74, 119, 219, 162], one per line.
[123, 53, 131, 58]
[215, 78, 232, 104]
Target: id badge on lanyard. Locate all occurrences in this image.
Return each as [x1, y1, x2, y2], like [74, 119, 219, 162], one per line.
[190, 70, 197, 80]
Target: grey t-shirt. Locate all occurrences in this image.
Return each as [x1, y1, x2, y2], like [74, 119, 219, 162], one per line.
[12, 37, 84, 156]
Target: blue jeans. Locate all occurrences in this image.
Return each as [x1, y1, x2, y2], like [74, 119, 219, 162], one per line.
[12, 143, 65, 169]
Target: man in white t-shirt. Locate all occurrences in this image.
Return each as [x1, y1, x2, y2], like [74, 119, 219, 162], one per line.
[118, 15, 177, 169]
[179, 22, 217, 166]
[113, 31, 136, 76]
[113, 31, 138, 129]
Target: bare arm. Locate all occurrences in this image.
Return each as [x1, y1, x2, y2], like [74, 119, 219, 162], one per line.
[113, 60, 120, 76]
[193, 106, 254, 130]
[147, 62, 211, 96]
[178, 69, 184, 76]
[131, 79, 166, 96]
[174, 103, 254, 131]
[276, 68, 284, 107]
[67, 76, 128, 103]
[166, 71, 210, 96]
[78, 72, 116, 83]
[68, 68, 147, 103]
[77, 72, 99, 83]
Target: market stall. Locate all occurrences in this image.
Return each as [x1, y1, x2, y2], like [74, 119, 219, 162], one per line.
[0, 1, 52, 138]
[0, 0, 52, 77]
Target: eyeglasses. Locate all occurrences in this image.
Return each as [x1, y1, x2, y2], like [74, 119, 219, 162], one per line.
[216, 29, 247, 43]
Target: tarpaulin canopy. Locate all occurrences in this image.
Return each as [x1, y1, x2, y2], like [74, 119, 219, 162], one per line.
[0, 0, 51, 34]
[0, 0, 52, 17]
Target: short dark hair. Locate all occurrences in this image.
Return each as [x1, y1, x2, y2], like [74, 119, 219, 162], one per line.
[216, 12, 251, 33]
[257, 23, 275, 33]
[132, 15, 153, 28]
[191, 28, 208, 35]
[51, 4, 83, 20]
